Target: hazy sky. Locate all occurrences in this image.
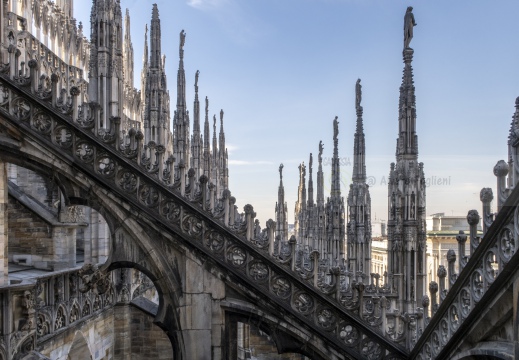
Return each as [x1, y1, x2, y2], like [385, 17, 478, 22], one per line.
[76, 0, 519, 225]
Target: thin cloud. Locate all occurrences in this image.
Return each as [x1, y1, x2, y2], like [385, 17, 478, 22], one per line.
[229, 160, 273, 166]
[187, 0, 228, 10]
[226, 144, 238, 155]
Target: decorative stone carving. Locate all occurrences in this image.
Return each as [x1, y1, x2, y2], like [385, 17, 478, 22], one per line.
[12, 97, 31, 120]
[138, 184, 159, 207]
[54, 126, 73, 148]
[36, 314, 50, 337]
[32, 112, 52, 133]
[82, 301, 91, 317]
[20, 290, 36, 331]
[54, 306, 65, 330]
[499, 227, 515, 262]
[75, 142, 94, 163]
[97, 154, 116, 177]
[69, 303, 80, 323]
[78, 263, 110, 295]
[271, 276, 291, 299]
[227, 246, 246, 267]
[248, 261, 268, 283]
[160, 200, 181, 223]
[117, 170, 138, 193]
[339, 323, 360, 347]
[204, 231, 225, 253]
[316, 308, 336, 330]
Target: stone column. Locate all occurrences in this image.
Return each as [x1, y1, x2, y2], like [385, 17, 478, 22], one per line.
[467, 210, 480, 255]
[429, 281, 438, 316]
[480, 188, 494, 236]
[456, 230, 468, 271]
[0, 161, 8, 284]
[422, 295, 430, 324]
[114, 305, 131, 359]
[52, 227, 76, 270]
[437, 265, 447, 303]
[494, 160, 509, 212]
[446, 249, 456, 287]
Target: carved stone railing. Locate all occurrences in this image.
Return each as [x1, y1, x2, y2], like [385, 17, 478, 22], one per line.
[0, 264, 155, 359]
[411, 184, 519, 359]
[0, 266, 114, 359]
[0, 69, 408, 358]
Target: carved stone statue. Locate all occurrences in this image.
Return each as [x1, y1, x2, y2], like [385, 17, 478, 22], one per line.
[404, 6, 417, 49]
[179, 30, 186, 51]
[195, 70, 199, 87]
[279, 163, 283, 180]
[355, 78, 362, 108]
[319, 141, 323, 159]
[333, 116, 339, 141]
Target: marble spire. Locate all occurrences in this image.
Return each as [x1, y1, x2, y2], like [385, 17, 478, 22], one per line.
[387, 6, 426, 316]
[173, 29, 189, 166]
[191, 71, 202, 178]
[123, 9, 134, 89]
[142, 4, 171, 150]
[88, 0, 124, 129]
[347, 79, 372, 277]
[275, 164, 288, 246]
[203, 97, 211, 177]
[330, 116, 341, 198]
[352, 79, 366, 183]
[397, 8, 418, 159]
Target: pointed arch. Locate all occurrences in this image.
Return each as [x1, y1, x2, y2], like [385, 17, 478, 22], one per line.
[66, 331, 92, 360]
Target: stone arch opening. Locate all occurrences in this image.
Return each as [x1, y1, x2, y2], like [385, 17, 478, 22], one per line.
[5, 163, 110, 271]
[107, 266, 173, 360]
[223, 302, 332, 360]
[66, 331, 92, 360]
[0, 140, 184, 357]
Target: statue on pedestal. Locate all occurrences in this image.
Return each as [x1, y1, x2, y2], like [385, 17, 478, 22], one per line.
[404, 6, 417, 49]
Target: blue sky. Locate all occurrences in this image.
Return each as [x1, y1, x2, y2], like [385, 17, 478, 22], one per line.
[76, 0, 519, 225]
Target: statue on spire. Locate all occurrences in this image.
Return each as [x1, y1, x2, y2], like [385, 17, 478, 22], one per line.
[220, 109, 224, 126]
[355, 78, 362, 109]
[333, 116, 339, 142]
[179, 30, 186, 57]
[279, 163, 284, 181]
[404, 6, 417, 49]
[195, 70, 200, 92]
[309, 153, 313, 173]
[319, 141, 323, 160]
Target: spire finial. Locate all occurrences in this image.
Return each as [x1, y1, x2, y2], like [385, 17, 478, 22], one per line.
[220, 109, 224, 127]
[213, 114, 216, 129]
[404, 6, 417, 49]
[279, 163, 284, 181]
[355, 78, 362, 109]
[179, 30, 186, 59]
[195, 70, 199, 93]
[333, 116, 339, 142]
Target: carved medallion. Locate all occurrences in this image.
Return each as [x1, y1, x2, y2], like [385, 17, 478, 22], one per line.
[271, 276, 291, 299]
[117, 170, 138, 193]
[227, 246, 246, 267]
[75, 142, 94, 163]
[54, 126, 72, 148]
[248, 261, 268, 283]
